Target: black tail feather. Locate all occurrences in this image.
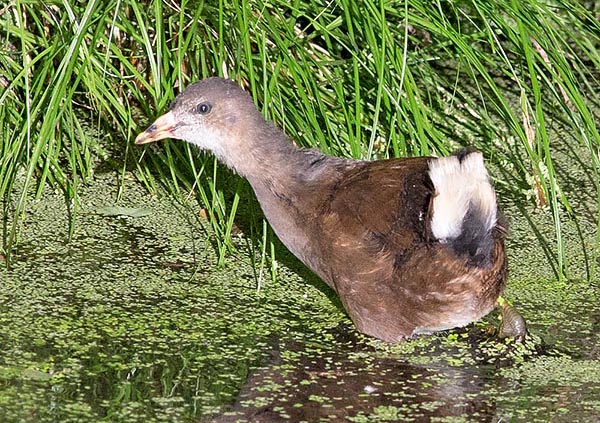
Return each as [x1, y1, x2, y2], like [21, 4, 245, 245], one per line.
[450, 204, 496, 267]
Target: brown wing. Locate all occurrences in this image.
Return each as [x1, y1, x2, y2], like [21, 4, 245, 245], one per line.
[315, 156, 434, 285]
[313, 157, 506, 341]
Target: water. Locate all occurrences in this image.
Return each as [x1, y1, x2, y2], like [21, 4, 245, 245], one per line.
[1, 172, 599, 422]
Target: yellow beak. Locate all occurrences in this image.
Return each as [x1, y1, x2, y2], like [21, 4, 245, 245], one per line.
[135, 111, 177, 145]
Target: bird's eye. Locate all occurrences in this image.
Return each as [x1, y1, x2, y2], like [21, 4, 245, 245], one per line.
[195, 103, 212, 115]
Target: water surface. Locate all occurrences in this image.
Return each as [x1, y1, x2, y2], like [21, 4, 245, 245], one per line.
[1, 171, 599, 422]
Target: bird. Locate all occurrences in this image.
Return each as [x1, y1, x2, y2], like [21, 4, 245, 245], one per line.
[135, 77, 525, 343]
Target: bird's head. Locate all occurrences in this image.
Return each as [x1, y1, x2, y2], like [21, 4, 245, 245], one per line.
[135, 77, 261, 165]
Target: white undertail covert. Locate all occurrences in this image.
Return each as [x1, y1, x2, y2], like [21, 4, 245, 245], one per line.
[428, 152, 497, 241]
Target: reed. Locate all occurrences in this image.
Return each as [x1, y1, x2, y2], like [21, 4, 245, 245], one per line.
[1, 0, 598, 279]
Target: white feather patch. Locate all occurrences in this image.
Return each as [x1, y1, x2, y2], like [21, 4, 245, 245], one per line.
[428, 152, 497, 241]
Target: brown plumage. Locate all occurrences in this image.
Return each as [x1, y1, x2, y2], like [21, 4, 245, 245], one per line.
[135, 77, 510, 342]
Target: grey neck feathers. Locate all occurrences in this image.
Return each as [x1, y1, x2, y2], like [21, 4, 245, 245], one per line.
[233, 119, 341, 191]
[220, 117, 354, 262]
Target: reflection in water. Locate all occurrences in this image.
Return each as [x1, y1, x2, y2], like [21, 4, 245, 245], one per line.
[2, 174, 600, 423]
[211, 329, 505, 422]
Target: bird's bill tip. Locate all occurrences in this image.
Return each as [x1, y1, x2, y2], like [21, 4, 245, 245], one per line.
[135, 111, 177, 145]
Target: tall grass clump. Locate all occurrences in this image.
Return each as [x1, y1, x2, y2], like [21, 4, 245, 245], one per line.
[1, 0, 599, 279]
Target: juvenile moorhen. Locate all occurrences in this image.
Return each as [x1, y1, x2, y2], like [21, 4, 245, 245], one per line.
[136, 77, 523, 342]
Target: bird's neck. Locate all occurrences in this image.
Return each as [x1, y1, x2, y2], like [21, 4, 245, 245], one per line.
[228, 122, 344, 267]
[229, 120, 318, 186]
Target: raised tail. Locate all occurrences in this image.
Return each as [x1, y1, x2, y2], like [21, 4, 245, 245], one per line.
[428, 150, 500, 267]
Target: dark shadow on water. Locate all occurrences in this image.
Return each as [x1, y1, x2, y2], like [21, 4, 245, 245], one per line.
[206, 324, 547, 423]
[3, 169, 599, 422]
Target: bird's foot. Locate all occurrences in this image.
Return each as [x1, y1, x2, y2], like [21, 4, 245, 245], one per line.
[496, 296, 527, 342]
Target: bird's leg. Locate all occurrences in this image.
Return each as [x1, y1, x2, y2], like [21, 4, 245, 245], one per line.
[496, 296, 527, 341]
